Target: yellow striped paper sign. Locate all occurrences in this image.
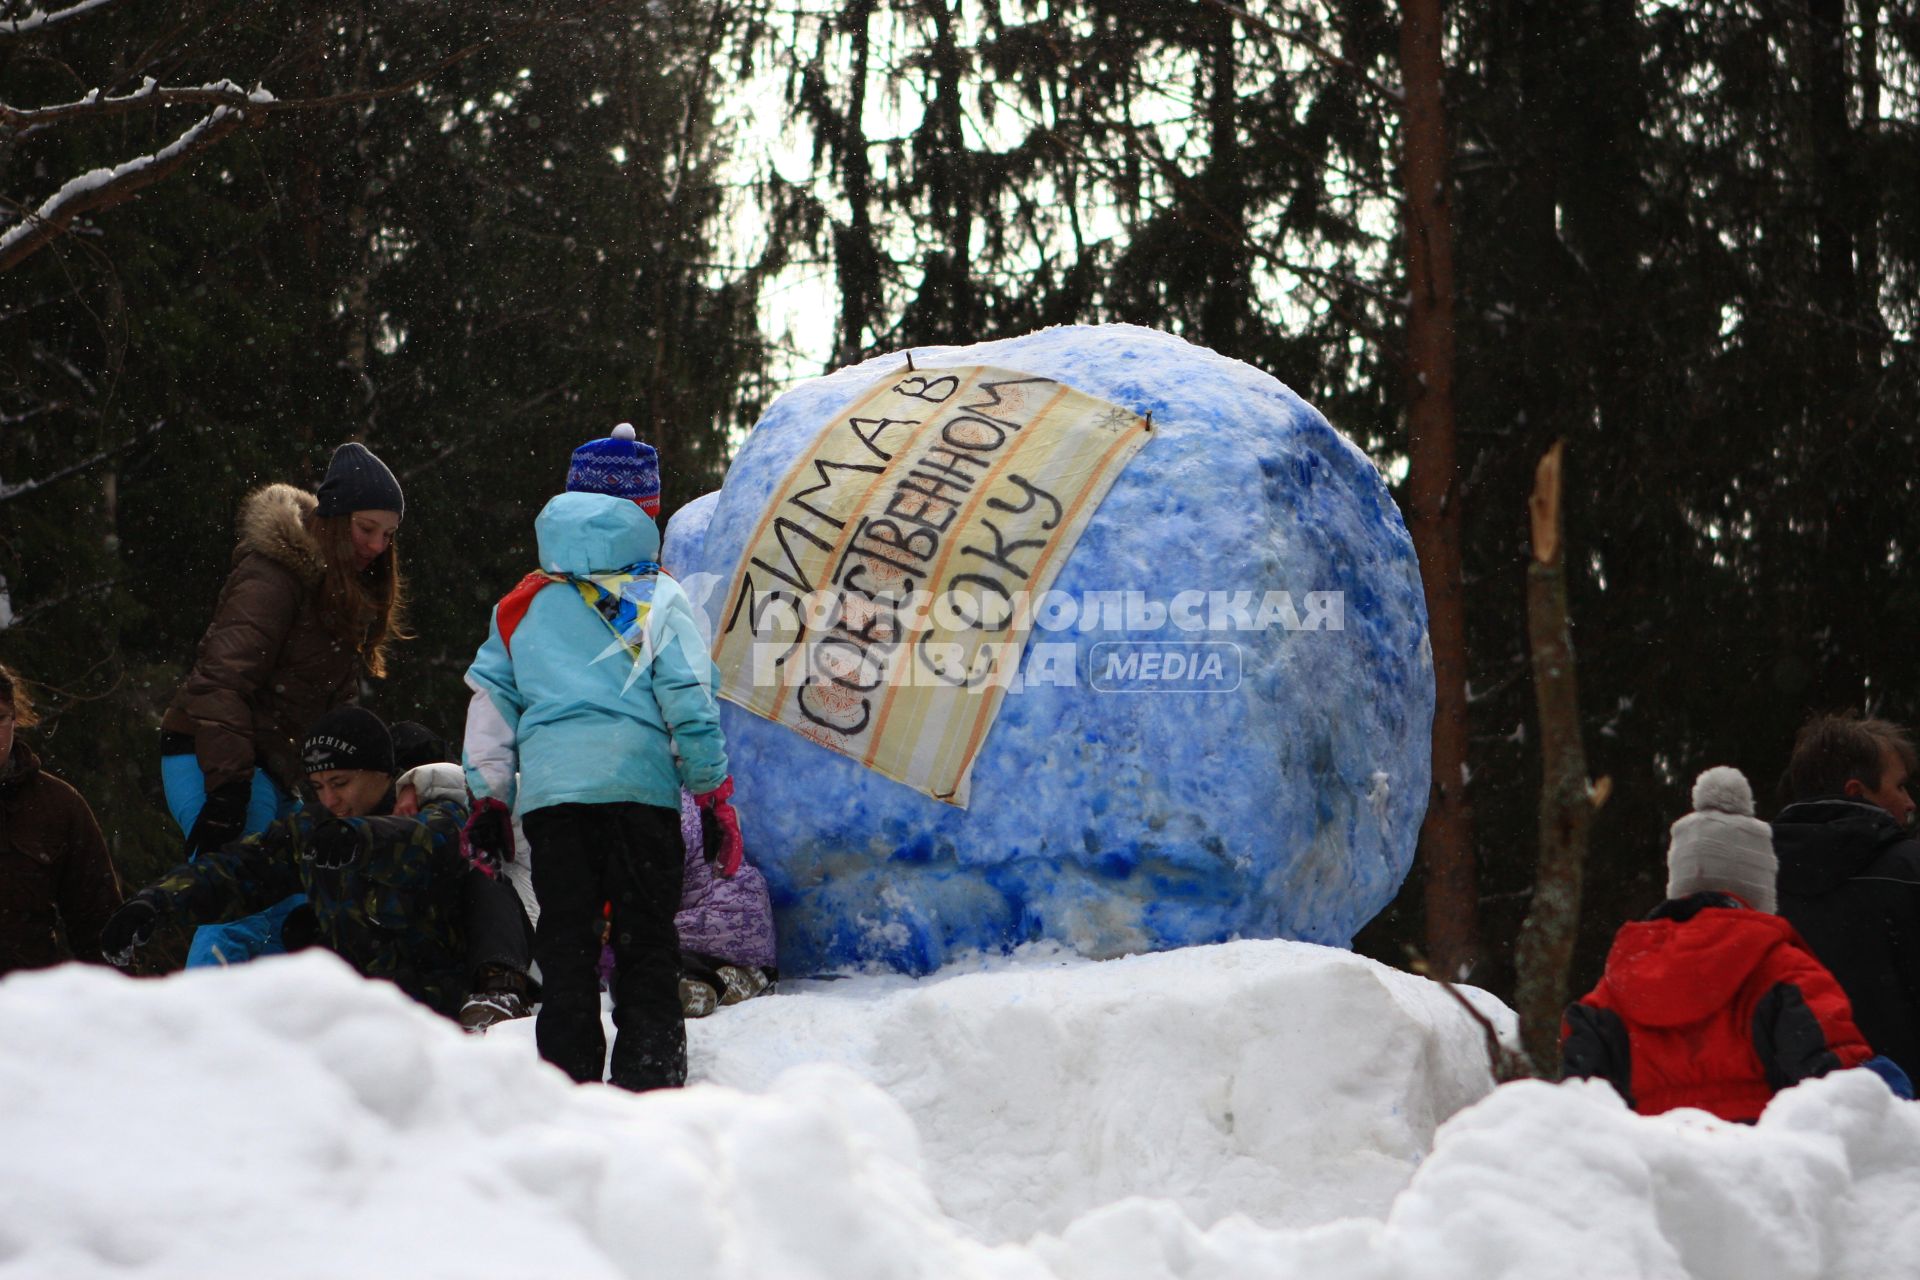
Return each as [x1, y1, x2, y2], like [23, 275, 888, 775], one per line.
[712, 364, 1152, 806]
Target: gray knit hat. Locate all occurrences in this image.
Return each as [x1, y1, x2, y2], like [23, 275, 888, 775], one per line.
[1666, 766, 1777, 912]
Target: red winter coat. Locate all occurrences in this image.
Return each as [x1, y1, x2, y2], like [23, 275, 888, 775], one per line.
[1561, 893, 1873, 1122]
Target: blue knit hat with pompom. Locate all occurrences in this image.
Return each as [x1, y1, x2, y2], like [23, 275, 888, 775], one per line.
[566, 423, 660, 517]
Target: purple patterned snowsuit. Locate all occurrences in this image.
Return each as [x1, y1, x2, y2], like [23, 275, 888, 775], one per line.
[674, 791, 777, 969]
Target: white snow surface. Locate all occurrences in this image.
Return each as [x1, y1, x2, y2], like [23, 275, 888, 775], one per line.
[4, 940, 1919, 1279]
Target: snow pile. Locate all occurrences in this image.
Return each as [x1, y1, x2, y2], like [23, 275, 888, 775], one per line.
[677, 940, 1506, 1242]
[5, 942, 1920, 1279]
[664, 324, 1433, 975]
[0, 953, 1003, 1280]
[1037, 1073, 1920, 1280]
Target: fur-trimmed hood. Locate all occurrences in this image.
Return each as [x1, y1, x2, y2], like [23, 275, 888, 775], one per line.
[164, 482, 366, 793]
[237, 483, 327, 584]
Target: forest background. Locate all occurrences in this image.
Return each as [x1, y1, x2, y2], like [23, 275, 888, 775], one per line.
[4, 0, 1917, 1002]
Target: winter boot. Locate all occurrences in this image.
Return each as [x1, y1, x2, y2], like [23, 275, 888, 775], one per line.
[714, 964, 772, 1006]
[679, 975, 720, 1018]
[459, 964, 533, 1034]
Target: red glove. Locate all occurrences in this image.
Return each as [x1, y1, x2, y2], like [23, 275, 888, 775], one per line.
[693, 776, 744, 878]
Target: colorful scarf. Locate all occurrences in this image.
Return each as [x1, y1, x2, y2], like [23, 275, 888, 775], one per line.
[497, 561, 659, 657]
[495, 561, 709, 696]
[567, 562, 662, 662]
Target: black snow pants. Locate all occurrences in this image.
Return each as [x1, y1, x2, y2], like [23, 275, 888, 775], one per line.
[462, 868, 535, 987]
[521, 801, 686, 1091]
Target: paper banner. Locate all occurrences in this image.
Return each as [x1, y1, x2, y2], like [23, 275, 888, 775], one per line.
[712, 364, 1151, 806]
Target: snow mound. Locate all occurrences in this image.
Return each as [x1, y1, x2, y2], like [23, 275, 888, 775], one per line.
[5, 944, 1920, 1279]
[0, 953, 1007, 1280]
[1037, 1073, 1920, 1280]
[680, 939, 1507, 1242]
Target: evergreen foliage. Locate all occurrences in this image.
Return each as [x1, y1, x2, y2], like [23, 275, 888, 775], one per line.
[2, 0, 779, 889]
[6, 0, 1917, 996]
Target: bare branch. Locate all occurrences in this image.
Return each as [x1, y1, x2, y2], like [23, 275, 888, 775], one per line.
[0, 419, 163, 502]
[0, 0, 120, 40]
[395, 440, 465, 483]
[0, 35, 491, 139]
[1196, 0, 1405, 108]
[1, 398, 92, 427]
[8, 578, 118, 630]
[1408, 947, 1537, 1083]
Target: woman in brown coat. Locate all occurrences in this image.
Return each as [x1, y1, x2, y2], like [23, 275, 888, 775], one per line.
[0, 663, 123, 976]
[159, 443, 407, 966]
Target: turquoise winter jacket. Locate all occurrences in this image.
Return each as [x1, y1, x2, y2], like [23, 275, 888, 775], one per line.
[462, 491, 728, 815]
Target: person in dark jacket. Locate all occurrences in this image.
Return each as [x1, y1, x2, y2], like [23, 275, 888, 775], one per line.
[106, 708, 476, 1017]
[393, 757, 539, 1032]
[0, 663, 123, 976]
[1562, 766, 1909, 1122]
[1772, 713, 1920, 1077]
[159, 443, 408, 969]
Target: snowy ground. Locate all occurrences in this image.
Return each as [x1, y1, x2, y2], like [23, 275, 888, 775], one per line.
[4, 940, 1919, 1279]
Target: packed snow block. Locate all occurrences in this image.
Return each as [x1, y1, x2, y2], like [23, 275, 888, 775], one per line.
[690, 940, 1514, 1243]
[663, 324, 1433, 977]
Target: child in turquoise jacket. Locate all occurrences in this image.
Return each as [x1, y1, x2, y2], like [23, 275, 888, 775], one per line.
[462, 426, 742, 1090]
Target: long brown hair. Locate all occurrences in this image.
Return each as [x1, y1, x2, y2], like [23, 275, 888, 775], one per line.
[0, 661, 39, 727]
[306, 513, 411, 679]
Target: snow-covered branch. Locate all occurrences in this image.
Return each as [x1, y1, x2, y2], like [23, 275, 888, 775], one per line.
[0, 0, 620, 271]
[0, 105, 251, 271]
[0, 0, 120, 39]
[0, 79, 274, 130]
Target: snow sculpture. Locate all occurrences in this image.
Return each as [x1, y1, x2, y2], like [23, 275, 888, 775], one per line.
[665, 324, 1433, 976]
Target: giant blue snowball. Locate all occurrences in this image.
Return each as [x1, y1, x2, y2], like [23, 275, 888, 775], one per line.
[664, 325, 1432, 976]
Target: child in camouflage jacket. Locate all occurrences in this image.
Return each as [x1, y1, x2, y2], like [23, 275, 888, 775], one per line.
[104, 708, 475, 1018]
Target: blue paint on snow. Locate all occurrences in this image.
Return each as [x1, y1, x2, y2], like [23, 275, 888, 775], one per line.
[663, 324, 1433, 977]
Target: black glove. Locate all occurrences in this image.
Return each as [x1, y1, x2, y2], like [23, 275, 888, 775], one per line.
[464, 797, 515, 865]
[309, 819, 365, 871]
[186, 779, 252, 860]
[100, 896, 161, 968]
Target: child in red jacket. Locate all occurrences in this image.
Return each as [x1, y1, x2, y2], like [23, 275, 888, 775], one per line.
[1562, 766, 1911, 1122]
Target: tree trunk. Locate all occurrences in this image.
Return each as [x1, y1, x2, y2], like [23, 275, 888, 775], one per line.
[833, 0, 879, 367]
[919, 0, 975, 341]
[1397, 0, 1477, 979]
[1805, 0, 1858, 358]
[1513, 442, 1601, 1075]
[1802, 0, 1868, 709]
[1198, 1, 1249, 356]
[1856, 0, 1884, 364]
